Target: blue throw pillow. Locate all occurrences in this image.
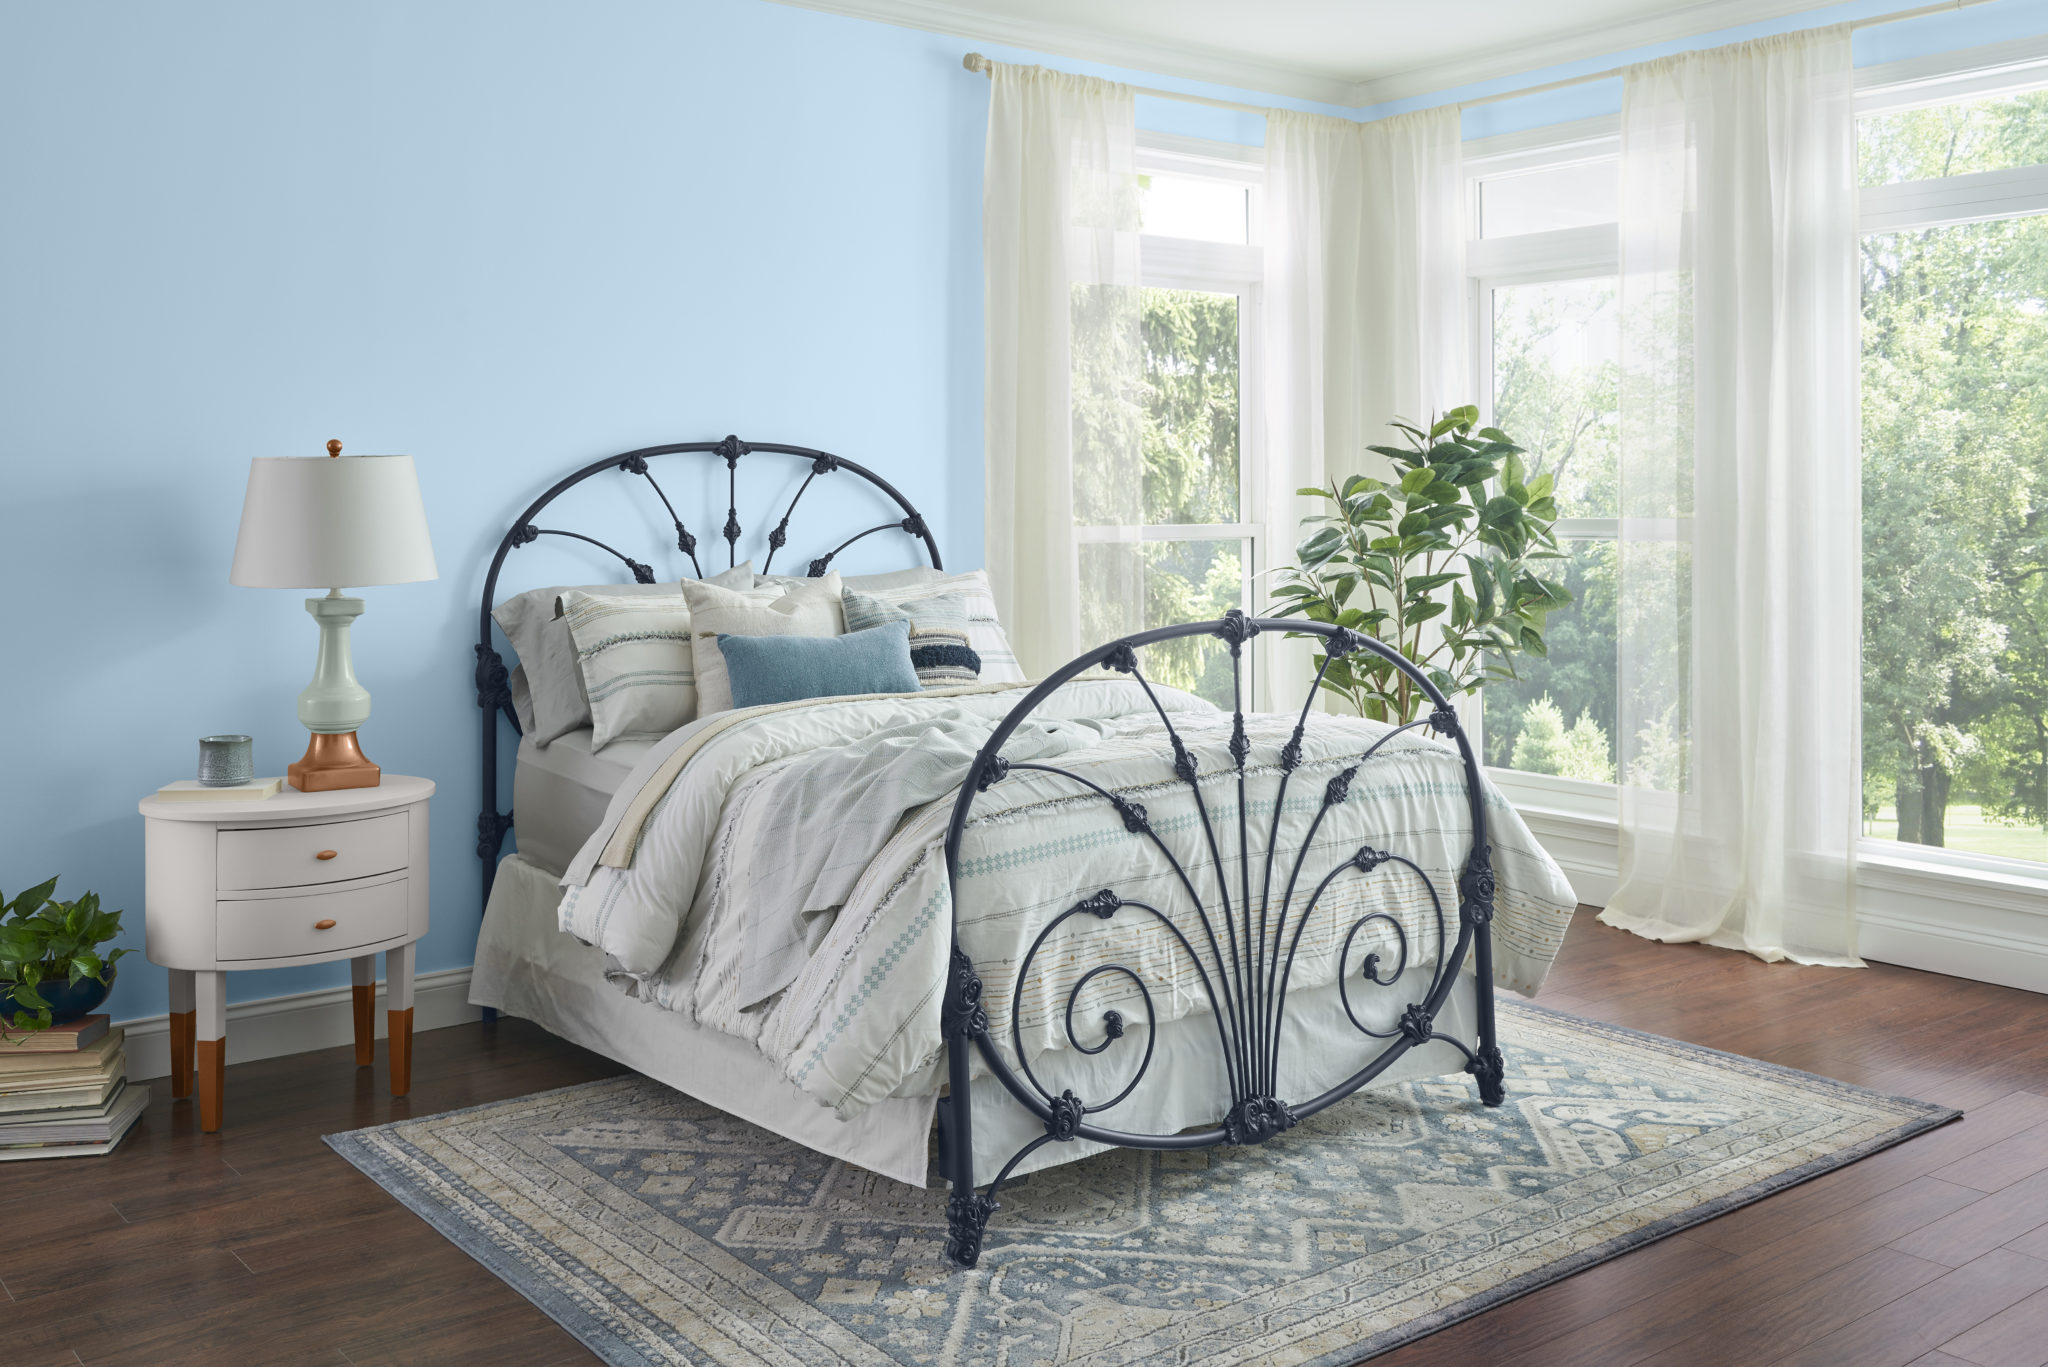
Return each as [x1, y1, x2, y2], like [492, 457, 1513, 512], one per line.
[719, 621, 923, 709]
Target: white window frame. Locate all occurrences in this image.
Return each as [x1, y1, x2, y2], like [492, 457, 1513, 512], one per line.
[1462, 125, 1624, 821]
[1852, 41, 2048, 886]
[1458, 35, 2048, 958]
[1076, 132, 1270, 705]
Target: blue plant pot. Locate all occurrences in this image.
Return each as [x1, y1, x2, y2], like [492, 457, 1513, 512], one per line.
[1, 968, 114, 1025]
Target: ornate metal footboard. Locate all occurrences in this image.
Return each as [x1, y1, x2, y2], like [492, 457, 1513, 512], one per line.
[936, 610, 1501, 1268]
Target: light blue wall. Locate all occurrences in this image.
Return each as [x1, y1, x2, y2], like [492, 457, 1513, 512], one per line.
[0, 0, 999, 1026]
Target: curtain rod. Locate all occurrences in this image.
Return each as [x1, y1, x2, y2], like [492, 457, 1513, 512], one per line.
[962, 0, 1994, 118]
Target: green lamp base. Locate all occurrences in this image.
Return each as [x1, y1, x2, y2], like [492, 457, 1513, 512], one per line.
[289, 591, 381, 792]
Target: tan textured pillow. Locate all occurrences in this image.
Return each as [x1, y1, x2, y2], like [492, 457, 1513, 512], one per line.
[558, 591, 703, 750]
[684, 575, 845, 716]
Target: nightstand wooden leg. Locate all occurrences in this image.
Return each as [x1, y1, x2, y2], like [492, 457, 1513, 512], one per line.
[168, 969, 196, 1100]
[195, 971, 226, 1132]
[350, 954, 377, 1067]
[386, 942, 415, 1097]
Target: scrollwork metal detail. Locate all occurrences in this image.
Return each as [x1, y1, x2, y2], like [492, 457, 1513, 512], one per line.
[1224, 1095, 1297, 1145]
[1046, 1090, 1086, 1141]
[1398, 1003, 1434, 1046]
[473, 644, 511, 713]
[977, 755, 1011, 791]
[942, 948, 987, 1040]
[1459, 847, 1496, 926]
[1077, 889, 1121, 919]
[476, 809, 514, 861]
[1214, 607, 1261, 654]
[1110, 796, 1150, 834]
[945, 1191, 999, 1268]
[1469, 1044, 1506, 1107]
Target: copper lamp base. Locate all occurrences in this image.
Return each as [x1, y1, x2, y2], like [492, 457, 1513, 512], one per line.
[289, 731, 381, 792]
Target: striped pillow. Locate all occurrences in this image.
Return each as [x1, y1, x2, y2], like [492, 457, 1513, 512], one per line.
[852, 570, 1024, 683]
[558, 591, 699, 750]
[842, 590, 981, 688]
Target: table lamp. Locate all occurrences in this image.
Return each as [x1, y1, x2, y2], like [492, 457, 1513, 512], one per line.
[229, 440, 438, 791]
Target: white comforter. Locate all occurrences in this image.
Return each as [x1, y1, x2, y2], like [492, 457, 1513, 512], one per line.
[559, 679, 1577, 1119]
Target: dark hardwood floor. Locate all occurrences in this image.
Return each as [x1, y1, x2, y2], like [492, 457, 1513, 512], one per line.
[3, 909, 2045, 1366]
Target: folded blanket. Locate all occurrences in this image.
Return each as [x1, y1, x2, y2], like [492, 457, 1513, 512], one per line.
[730, 712, 1110, 1006]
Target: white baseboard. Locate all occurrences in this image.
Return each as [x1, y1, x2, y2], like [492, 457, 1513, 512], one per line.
[1516, 800, 2048, 994]
[118, 967, 482, 1082]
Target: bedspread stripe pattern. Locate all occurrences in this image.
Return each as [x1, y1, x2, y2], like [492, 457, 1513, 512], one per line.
[557, 682, 1577, 1121]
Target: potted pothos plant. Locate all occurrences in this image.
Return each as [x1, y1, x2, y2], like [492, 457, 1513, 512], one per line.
[1270, 406, 1570, 724]
[0, 878, 130, 1033]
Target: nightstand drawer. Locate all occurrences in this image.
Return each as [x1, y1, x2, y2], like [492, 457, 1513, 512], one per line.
[217, 879, 407, 960]
[217, 812, 408, 891]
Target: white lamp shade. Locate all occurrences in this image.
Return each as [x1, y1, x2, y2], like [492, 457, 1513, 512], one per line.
[230, 454, 439, 589]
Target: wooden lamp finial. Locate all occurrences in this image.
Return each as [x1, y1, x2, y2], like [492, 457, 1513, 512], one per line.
[326, 439, 342, 458]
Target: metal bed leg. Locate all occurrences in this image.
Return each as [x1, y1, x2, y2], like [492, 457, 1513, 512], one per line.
[1468, 910, 1506, 1108]
[940, 1029, 994, 1268]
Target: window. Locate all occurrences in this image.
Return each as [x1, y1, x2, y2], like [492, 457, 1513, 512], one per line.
[1858, 84, 2048, 864]
[1466, 138, 1622, 796]
[1076, 141, 1265, 710]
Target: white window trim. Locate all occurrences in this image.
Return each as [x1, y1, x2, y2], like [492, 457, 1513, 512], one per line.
[1075, 135, 1271, 706]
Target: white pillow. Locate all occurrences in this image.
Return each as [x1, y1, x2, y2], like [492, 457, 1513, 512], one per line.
[685, 575, 846, 716]
[852, 570, 1023, 683]
[759, 566, 941, 593]
[558, 591, 701, 750]
[493, 561, 753, 745]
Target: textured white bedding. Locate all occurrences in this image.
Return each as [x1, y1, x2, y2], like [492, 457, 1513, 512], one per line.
[560, 680, 1576, 1123]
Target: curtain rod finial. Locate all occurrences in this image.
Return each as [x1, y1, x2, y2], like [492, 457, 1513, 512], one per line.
[963, 52, 989, 74]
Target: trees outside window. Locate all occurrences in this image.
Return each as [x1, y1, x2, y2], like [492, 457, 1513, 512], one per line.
[1860, 91, 2048, 859]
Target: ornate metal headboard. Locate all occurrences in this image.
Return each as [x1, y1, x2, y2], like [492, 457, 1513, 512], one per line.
[473, 435, 942, 907]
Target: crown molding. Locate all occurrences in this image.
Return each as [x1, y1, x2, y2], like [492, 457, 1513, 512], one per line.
[767, 0, 1851, 114]
[1349, 0, 1836, 105]
[762, 0, 1361, 106]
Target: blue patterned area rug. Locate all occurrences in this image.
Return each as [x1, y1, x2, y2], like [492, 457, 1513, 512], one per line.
[327, 1001, 1954, 1366]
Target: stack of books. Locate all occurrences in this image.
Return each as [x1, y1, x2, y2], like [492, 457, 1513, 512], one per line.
[0, 1015, 145, 1159]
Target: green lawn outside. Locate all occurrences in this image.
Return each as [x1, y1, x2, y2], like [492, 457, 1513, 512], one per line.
[1865, 804, 2048, 863]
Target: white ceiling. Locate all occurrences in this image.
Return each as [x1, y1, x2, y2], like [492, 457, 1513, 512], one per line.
[770, 0, 1837, 105]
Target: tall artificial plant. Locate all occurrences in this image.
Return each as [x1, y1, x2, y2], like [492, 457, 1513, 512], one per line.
[1270, 406, 1571, 723]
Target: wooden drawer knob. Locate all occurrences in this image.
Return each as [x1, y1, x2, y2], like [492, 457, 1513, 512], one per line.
[314, 919, 338, 930]
[315, 850, 339, 861]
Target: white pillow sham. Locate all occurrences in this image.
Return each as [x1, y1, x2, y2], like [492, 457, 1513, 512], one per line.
[558, 590, 700, 750]
[685, 575, 846, 717]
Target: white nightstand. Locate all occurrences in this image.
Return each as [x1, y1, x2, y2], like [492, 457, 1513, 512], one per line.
[139, 775, 432, 1131]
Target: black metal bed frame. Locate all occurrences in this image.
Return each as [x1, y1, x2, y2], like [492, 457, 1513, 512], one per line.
[473, 441, 1501, 1275]
[934, 609, 1501, 1268]
[474, 436, 941, 908]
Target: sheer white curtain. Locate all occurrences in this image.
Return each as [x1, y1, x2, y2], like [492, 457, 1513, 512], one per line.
[1261, 107, 1466, 707]
[1601, 28, 1864, 967]
[982, 62, 1144, 679]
